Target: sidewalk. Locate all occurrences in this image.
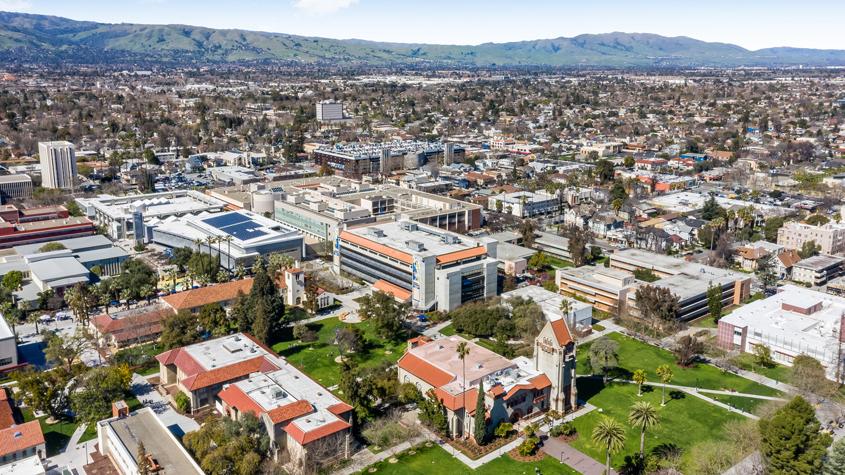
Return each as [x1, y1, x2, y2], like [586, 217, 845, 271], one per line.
[542, 437, 613, 475]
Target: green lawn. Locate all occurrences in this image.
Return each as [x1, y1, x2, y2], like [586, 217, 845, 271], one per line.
[570, 379, 745, 470]
[438, 324, 473, 340]
[546, 256, 574, 269]
[707, 393, 767, 414]
[358, 442, 579, 475]
[272, 317, 410, 388]
[688, 315, 718, 329]
[730, 353, 792, 383]
[577, 332, 782, 396]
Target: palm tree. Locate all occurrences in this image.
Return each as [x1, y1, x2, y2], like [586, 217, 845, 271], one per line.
[632, 369, 646, 397]
[592, 416, 626, 475]
[656, 364, 673, 406]
[628, 401, 659, 457]
[559, 298, 572, 320]
[456, 341, 470, 438]
[224, 236, 233, 273]
[193, 238, 203, 253]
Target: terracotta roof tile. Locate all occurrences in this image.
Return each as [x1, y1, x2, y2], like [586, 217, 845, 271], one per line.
[285, 418, 351, 445]
[549, 319, 573, 346]
[397, 352, 453, 388]
[372, 280, 411, 301]
[161, 278, 254, 311]
[435, 246, 486, 265]
[267, 400, 314, 424]
[217, 384, 265, 417]
[0, 421, 44, 457]
[339, 231, 414, 265]
[180, 356, 278, 391]
[434, 387, 477, 411]
[0, 389, 14, 428]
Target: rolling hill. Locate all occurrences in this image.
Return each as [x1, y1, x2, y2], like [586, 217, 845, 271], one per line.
[1, 11, 844, 68]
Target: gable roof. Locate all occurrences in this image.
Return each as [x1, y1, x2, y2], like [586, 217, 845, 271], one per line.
[549, 319, 573, 346]
[397, 352, 453, 388]
[179, 356, 278, 391]
[161, 278, 254, 311]
[267, 400, 314, 425]
[285, 418, 351, 446]
[0, 388, 14, 428]
[0, 421, 44, 457]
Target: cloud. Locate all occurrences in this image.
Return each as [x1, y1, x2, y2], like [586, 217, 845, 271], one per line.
[0, 0, 32, 11]
[293, 0, 358, 14]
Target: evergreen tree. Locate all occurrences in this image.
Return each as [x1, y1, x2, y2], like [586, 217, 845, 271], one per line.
[473, 381, 487, 445]
[250, 298, 271, 345]
[824, 437, 845, 475]
[760, 396, 831, 475]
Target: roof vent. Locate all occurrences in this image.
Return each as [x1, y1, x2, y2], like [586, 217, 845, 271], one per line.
[475, 364, 483, 370]
[370, 228, 385, 238]
[13, 431, 22, 438]
[405, 240, 424, 252]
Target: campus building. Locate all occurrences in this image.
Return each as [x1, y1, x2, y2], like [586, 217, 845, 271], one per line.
[156, 334, 353, 472]
[610, 249, 751, 321]
[398, 318, 577, 439]
[38, 141, 77, 190]
[271, 176, 483, 246]
[77, 190, 228, 241]
[501, 286, 593, 332]
[0, 320, 17, 374]
[778, 221, 845, 256]
[0, 175, 33, 202]
[0, 389, 45, 468]
[718, 285, 845, 380]
[0, 205, 95, 249]
[96, 406, 202, 475]
[556, 265, 635, 316]
[791, 254, 845, 286]
[91, 303, 172, 350]
[150, 210, 304, 270]
[314, 141, 464, 178]
[334, 220, 498, 311]
[486, 190, 561, 218]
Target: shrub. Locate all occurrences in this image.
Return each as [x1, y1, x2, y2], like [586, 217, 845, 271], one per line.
[517, 436, 540, 456]
[550, 422, 577, 438]
[398, 383, 422, 404]
[494, 422, 513, 438]
[362, 416, 418, 448]
[175, 392, 191, 413]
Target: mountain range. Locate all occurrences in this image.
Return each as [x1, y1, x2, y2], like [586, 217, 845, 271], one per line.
[1, 11, 844, 68]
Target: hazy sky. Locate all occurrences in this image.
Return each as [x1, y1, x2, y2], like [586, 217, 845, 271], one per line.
[2, 0, 844, 50]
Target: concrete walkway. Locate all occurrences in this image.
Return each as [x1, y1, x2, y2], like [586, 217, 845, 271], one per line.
[542, 436, 613, 475]
[131, 373, 199, 436]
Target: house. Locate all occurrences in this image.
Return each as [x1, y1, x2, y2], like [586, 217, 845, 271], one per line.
[0, 389, 45, 468]
[161, 278, 255, 314]
[775, 249, 801, 280]
[397, 318, 577, 439]
[91, 303, 172, 349]
[735, 241, 784, 272]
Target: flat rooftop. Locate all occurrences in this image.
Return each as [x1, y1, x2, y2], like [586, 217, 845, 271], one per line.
[501, 286, 591, 322]
[721, 285, 845, 355]
[183, 333, 271, 371]
[558, 265, 634, 293]
[648, 191, 793, 216]
[410, 336, 515, 392]
[795, 254, 845, 270]
[344, 220, 489, 258]
[103, 408, 202, 475]
[613, 248, 745, 281]
[0, 315, 12, 340]
[78, 190, 226, 219]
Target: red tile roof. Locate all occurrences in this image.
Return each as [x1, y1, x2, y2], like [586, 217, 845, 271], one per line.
[161, 278, 254, 311]
[92, 308, 169, 342]
[0, 388, 14, 428]
[372, 280, 411, 301]
[549, 319, 573, 346]
[503, 374, 552, 401]
[434, 387, 477, 411]
[339, 231, 413, 264]
[435, 246, 486, 265]
[0, 421, 44, 457]
[217, 384, 265, 418]
[327, 402, 353, 416]
[267, 400, 314, 424]
[285, 418, 351, 446]
[179, 356, 279, 391]
[397, 352, 453, 388]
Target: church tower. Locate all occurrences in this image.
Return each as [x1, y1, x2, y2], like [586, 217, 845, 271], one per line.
[533, 319, 578, 413]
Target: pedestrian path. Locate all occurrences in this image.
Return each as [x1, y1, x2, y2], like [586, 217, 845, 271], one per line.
[542, 436, 613, 475]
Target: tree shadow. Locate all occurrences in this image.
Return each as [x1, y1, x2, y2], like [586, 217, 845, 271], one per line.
[640, 385, 654, 394]
[576, 377, 605, 402]
[669, 390, 686, 400]
[620, 454, 645, 475]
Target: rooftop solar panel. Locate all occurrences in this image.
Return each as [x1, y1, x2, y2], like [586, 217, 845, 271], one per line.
[203, 212, 250, 229]
[220, 221, 267, 241]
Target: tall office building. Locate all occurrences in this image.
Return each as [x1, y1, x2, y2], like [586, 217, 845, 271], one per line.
[316, 100, 344, 122]
[38, 141, 77, 190]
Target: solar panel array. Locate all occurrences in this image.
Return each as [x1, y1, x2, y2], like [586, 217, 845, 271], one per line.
[202, 212, 268, 241]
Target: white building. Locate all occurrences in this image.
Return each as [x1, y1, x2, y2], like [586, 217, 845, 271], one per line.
[778, 221, 845, 256]
[718, 285, 845, 380]
[0, 175, 33, 202]
[316, 100, 344, 122]
[334, 220, 498, 311]
[37, 141, 77, 190]
[487, 190, 561, 218]
[501, 286, 593, 332]
[0, 317, 17, 372]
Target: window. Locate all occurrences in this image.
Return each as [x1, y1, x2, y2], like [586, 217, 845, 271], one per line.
[0, 357, 11, 366]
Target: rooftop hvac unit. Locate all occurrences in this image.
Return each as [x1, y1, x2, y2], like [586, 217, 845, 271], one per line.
[441, 235, 460, 245]
[370, 228, 385, 238]
[400, 221, 418, 232]
[406, 240, 425, 252]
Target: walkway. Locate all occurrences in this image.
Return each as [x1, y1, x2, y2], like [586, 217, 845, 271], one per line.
[578, 319, 625, 344]
[131, 373, 199, 436]
[46, 423, 97, 474]
[542, 437, 613, 475]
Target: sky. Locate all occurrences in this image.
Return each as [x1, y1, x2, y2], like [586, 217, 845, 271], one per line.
[1, 0, 844, 50]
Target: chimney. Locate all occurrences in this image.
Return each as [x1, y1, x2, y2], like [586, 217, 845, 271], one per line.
[112, 400, 129, 418]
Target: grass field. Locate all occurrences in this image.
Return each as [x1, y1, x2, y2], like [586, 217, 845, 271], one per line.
[577, 332, 782, 396]
[358, 442, 580, 475]
[569, 379, 745, 470]
[707, 393, 769, 413]
[272, 317, 410, 388]
[730, 353, 792, 383]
